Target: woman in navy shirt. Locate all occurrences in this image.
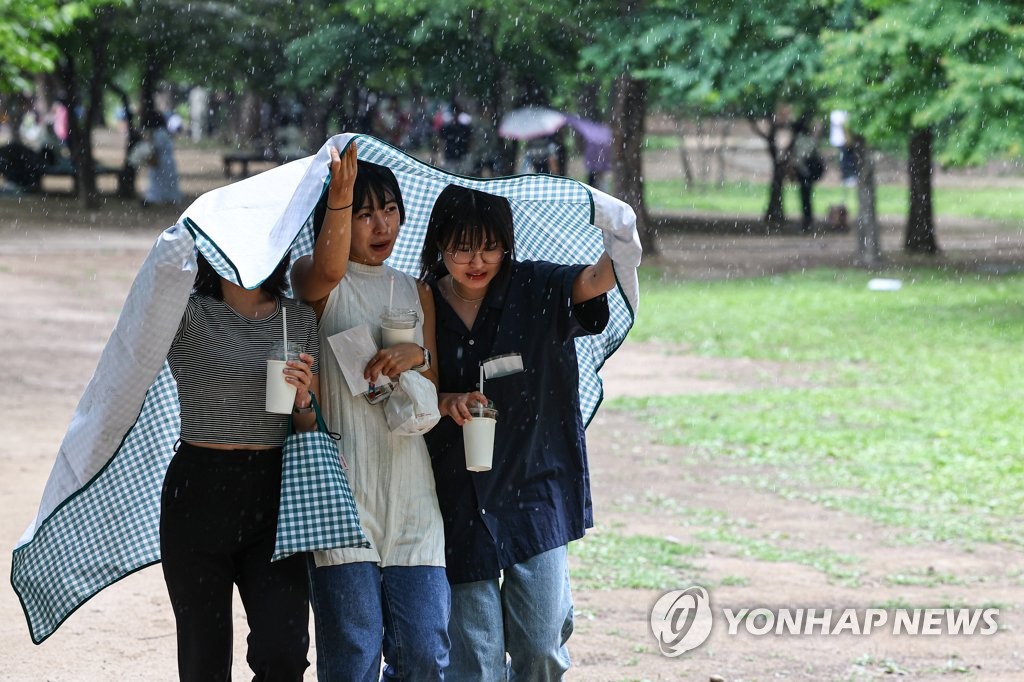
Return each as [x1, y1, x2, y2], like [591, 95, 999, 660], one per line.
[419, 184, 615, 680]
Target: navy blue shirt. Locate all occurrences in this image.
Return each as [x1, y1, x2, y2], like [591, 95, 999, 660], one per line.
[425, 260, 609, 584]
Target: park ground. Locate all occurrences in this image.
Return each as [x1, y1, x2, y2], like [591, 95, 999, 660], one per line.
[0, 131, 1022, 680]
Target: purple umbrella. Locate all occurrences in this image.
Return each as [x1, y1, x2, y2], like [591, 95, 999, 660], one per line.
[565, 115, 613, 174]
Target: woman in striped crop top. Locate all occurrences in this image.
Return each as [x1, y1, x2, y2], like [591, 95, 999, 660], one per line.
[162, 250, 320, 681]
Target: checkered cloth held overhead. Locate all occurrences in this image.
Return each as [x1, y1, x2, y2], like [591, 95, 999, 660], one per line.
[12, 133, 641, 644]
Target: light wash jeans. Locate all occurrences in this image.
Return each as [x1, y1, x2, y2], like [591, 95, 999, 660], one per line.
[446, 546, 573, 682]
[308, 560, 451, 682]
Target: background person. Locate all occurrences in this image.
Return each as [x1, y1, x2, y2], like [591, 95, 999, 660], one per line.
[139, 109, 182, 206]
[829, 109, 857, 187]
[162, 251, 320, 681]
[790, 115, 824, 232]
[418, 184, 615, 681]
[291, 143, 450, 681]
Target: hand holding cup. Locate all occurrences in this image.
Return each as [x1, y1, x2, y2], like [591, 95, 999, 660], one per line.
[284, 352, 315, 408]
[441, 391, 489, 426]
[266, 341, 304, 414]
[462, 400, 497, 472]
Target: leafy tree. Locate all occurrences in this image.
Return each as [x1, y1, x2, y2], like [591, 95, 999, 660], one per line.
[279, 0, 589, 165]
[0, 0, 127, 205]
[819, 1, 1024, 253]
[43, 0, 315, 205]
[0, 0, 109, 93]
[605, 2, 838, 232]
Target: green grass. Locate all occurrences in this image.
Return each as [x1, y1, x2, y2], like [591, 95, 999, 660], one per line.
[645, 178, 1024, 224]
[569, 529, 703, 590]
[612, 268, 1024, 547]
[694, 527, 863, 585]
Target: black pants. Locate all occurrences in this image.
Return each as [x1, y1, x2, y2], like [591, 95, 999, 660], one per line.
[798, 176, 814, 231]
[160, 442, 309, 682]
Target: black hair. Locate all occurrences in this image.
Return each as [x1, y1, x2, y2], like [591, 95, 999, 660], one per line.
[419, 184, 516, 280]
[193, 250, 290, 300]
[312, 158, 405, 241]
[141, 109, 167, 130]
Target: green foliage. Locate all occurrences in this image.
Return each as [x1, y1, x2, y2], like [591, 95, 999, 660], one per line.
[284, 0, 590, 109]
[583, 2, 838, 118]
[0, 0, 122, 92]
[645, 177, 1024, 225]
[120, 0, 306, 94]
[616, 269, 1024, 546]
[818, 1, 1024, 164]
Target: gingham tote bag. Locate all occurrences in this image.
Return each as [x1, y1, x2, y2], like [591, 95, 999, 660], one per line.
[273, 395, 370, 560]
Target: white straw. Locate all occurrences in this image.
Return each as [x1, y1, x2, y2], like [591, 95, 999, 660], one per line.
[388, 274, 395, 310]
[479, 363, 484, 395]
[282, 306, 288, 357]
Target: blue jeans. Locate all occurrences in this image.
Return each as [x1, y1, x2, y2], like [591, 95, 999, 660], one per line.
[446, 546, 573, 682]
[308, 561, 451, 682]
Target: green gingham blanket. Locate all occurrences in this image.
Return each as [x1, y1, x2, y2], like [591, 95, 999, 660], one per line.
[10, 133, 641, 644]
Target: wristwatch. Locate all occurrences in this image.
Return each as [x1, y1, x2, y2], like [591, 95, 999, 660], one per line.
[411, 346, 431, 372]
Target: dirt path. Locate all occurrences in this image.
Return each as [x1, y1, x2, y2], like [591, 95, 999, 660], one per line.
[1, 139, 1021, 680]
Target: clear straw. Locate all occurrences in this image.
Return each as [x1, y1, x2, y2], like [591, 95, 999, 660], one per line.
[282, 306, 288, 357]
[388, 274, 395, 310]
[479, 363, 484, 396]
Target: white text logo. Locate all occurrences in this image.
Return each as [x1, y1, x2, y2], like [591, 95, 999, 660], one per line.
[650, 587, 1000, 658]
[649, 586, 714, 657]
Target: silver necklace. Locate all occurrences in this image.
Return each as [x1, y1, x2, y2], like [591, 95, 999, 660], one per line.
[449, 278, 485, 303]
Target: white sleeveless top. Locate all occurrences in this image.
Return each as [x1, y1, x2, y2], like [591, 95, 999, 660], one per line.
[313, 262, 445, 568]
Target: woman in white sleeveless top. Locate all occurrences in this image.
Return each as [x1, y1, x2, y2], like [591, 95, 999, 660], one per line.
[291, 142, 449, 681]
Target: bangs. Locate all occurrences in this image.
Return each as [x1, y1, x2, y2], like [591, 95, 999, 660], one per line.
[354, 180, 396, 213]
[445, 220, 499, 252]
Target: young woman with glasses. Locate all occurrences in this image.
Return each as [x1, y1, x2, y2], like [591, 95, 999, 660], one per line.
[418, 184, 616, 680]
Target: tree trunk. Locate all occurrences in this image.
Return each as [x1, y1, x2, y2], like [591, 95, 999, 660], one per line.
[716, 120, 731, 185]
[79, 15, 111, 208]
[109, 83, 139, 198]
[238, 92, 263, 147]
[751, 118, 786, 230]
[57, 53, 100, 209]
[611, 73, 656, 255]
[852, 134, 880, 267]
[140, 52, 160, 123]
[300, 90, 330, 148]
[679, 134, 695, 189]
[905, 127, 938, 253]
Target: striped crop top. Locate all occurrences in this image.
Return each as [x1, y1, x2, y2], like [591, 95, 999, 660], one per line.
[167, 294, 321, 446]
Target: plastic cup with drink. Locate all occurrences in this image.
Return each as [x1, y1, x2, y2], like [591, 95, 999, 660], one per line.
[463, 364, 497, 471]
[380, 307, 418, 347]
[463, 401, 497, 472]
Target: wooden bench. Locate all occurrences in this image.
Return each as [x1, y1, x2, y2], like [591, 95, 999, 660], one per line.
[37, 159, 123, 194]
[222, 151, 281, 178]
[222, 149, 309, 179]
[42, 159, 122, 181]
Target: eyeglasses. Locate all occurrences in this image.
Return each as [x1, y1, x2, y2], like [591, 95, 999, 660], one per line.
[444, 247, 508, 264]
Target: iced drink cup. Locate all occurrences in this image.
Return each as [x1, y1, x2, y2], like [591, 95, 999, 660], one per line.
[266, 341, 302, 414]
[463, 404, 498, 472]
[380, 307, 418, 347]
